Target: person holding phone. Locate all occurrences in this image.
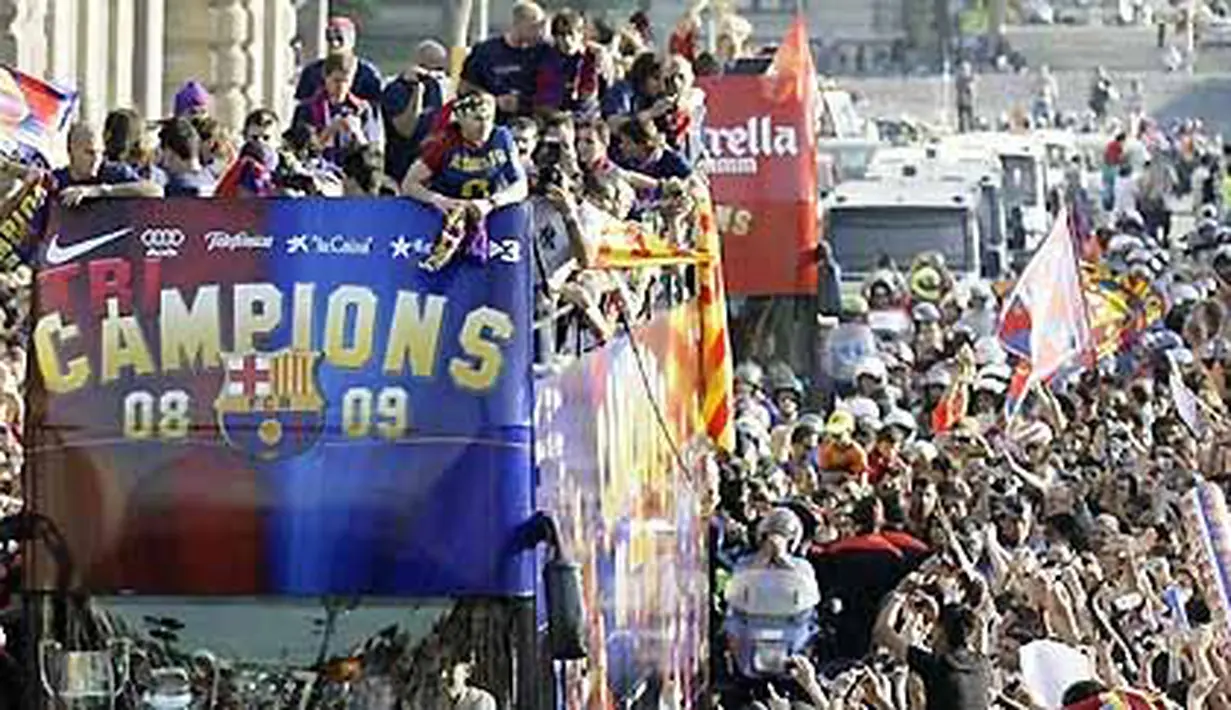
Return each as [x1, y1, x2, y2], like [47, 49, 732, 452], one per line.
[292, 53, 383, 167]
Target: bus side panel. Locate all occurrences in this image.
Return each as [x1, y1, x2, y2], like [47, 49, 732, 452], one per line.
[535, 302, 713, 709]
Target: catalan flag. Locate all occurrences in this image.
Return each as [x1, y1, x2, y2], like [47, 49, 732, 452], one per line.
[0, 66, 77, 162]
[695, 192, 735, 451]
[589, 186, 734, 450]
[1080, 262, 1166, 359]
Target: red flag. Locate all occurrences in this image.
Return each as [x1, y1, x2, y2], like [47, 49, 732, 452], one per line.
[930, 384, 968, 434]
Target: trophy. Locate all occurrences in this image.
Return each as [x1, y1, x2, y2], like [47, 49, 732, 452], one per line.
[38, 637, 132, 709]
[140, 667, 191, 710]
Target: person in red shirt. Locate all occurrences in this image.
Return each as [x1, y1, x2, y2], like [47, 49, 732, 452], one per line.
[1104, 131, 1127, 167]
[867, 426, 909, 485]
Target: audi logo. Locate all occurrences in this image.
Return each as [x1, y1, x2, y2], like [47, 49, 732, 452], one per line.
[141, 228, 185, 258]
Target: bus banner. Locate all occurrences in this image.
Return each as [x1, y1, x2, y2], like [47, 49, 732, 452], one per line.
[26, 198, 535, 597]
[698, 18, 820, 296]
[536, 302, 712, 708]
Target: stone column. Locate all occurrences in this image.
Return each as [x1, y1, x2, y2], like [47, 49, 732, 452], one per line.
[45, 0, 77, 89]
[209, 0, 249, 133]
[240, 0, 263, 119]
[75, 0, 110, 125]
[162, 0, 212, 116]
[0, 0, 50, 76]
[264, 0, 296, 122]
[297, 0, 326, 63]
[132, 0, 164, 121]
[108, 0, 136, 109]
[0, 0, 21, 68]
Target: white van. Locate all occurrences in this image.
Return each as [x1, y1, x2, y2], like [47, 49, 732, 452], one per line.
[941, 132, 1050, 254]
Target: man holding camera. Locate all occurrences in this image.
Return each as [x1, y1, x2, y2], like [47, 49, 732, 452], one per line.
[383, 40, 451, 184]
[292, 53, 383, 168]
[874, 581, 992, 710]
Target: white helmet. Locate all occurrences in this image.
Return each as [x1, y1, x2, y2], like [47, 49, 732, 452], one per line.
[974, 337, 1007, 366]
[884, 408, 918, 434]
[840, 396, 881, 421]
[757, 507, 803, 549]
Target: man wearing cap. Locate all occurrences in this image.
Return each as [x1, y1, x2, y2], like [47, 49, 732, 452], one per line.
[818, 411, 869, 486]
[295, 16, 384, 105]
[292, 53, 383, 167]
[461, 1, 549, 122]
[822, 295, 877, 397]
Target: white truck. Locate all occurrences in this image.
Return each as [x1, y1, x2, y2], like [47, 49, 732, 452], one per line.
[822, 177, 986, 289]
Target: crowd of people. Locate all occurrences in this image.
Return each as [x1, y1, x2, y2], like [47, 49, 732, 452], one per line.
[713, 119, 1231, 709]
[22, 1, 769, 360]
[12, 1, 1231, 708]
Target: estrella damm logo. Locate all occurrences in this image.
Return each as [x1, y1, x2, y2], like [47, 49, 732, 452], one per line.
[214, 349, 325, 460]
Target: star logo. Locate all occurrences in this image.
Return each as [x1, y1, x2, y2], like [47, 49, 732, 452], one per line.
[287, 234, 309, 254]
[390, 236, 412, 259]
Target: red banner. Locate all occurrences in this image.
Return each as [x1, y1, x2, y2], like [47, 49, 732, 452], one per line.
[699, 17, 819, 295]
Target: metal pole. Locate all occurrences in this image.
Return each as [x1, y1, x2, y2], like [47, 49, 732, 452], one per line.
[941, 58, 952, 131]
[449, 0, 476, 80]
[1187, 0, 1197, 74]
[477, 0, 490, 46]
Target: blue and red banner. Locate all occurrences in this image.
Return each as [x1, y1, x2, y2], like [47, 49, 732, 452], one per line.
[26, 198, 535, 597]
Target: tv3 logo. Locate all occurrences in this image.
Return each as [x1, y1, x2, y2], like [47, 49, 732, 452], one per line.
[489, 238, 522, 264]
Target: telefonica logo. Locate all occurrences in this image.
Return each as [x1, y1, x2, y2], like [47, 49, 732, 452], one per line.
[699, 117, 800, 176]
[205, 230, 274, 251]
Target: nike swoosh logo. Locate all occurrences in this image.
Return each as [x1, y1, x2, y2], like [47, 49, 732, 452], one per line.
[44, 227, 134, 265]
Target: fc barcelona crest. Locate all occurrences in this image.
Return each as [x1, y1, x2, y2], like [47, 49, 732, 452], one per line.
[214, 350, 326, 460]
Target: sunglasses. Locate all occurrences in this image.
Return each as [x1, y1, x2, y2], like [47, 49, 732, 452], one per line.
[326, 31, 347, 42]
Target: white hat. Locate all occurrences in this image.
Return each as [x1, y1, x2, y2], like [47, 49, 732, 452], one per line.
[974, 377, 1008, 394]
[840, 396, 881, 421]
[1014, 420, 1054, 447]
[1171, 283, 1200, 305]
[922, 367, 952, 388]
[1107, 234, 1144, 254]
[855, 356, 888, 382]
[974, 337, 1007, 366]
[908, 440, 939, 462]
[1169, 348, 1196, 366]
[979, 363, 1013, 382]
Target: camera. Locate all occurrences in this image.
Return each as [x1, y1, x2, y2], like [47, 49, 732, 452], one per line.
[533, 140, 568, 196]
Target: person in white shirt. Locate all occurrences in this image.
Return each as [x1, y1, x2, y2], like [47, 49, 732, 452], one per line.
[1112, 163, 1140, 220]
[438, 656, 497, 710]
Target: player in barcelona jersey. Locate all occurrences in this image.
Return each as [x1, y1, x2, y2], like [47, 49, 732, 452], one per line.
[401, 92, 528, 218]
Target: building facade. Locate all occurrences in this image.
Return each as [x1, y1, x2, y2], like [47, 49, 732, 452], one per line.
[0, 0, 327, 135]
